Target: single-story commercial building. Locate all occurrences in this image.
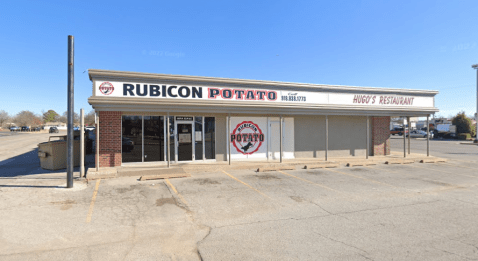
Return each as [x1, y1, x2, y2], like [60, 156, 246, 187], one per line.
[88, 69, 438, 169]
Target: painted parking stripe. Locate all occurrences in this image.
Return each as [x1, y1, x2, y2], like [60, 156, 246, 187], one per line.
[277, 171, 345, 194]
[86, 179, 101, 223]
[222, 170, 271, 199]
[165, 179, 189, 206]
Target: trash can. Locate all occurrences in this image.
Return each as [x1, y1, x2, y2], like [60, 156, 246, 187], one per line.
[38, 136, 80, 170]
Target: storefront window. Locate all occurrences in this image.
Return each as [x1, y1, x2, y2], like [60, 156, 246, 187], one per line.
[195, 117, 203, 160]
[144, 116, 164, 162]
[122, 116, 143, 163]
[205, 117, 215, 159]
[169, 116, 175, 162]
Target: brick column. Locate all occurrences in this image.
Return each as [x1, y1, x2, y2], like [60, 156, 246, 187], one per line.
[98, 111, 122, 167]
[372, 116, 391, 156]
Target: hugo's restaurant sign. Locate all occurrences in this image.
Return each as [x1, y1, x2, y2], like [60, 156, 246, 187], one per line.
[95, 81, 434, 107]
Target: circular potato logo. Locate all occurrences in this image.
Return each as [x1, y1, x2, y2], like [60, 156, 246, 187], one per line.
[99, 82, 114, 95]
[230, 121, 264, 155]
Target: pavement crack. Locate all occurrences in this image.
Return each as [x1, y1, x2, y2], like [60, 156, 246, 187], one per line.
[312, 230, 372, 259]
[432, 246, 478, 260]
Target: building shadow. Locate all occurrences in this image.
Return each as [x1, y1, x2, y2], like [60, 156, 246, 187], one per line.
[0, 148, 95, 179]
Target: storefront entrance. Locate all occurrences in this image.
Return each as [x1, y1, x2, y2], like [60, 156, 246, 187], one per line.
[176, 123, 193, 161]
[122, 115, 215, 164]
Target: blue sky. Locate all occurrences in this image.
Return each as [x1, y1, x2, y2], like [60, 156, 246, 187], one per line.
[1, 0, 477, 118]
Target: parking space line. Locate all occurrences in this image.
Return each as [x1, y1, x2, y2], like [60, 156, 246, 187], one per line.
[323, 168, 402, 189]
[222, 170, 271, 199]
[409, 164, 476, 178]
[277, 171, 344, 194]
[86, 179, 101, 223]
[165, 179, 189, 206]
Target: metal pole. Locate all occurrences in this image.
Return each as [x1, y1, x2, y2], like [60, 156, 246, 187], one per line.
[366, 116, 369, 159]
[403, 117, 406, 158]
[325, 115, 328, 161]
[66, 35, 74, 188]
[80, 108, 84, 178]
[475, 69, 478, 143]
[228, 115, 231, 165]
[280, 116, 283, 163]
[96, 112, 99, 172]
[167, 113, 170, 168]
[427, 115, 430, 157]
[407, 116, 411, 155]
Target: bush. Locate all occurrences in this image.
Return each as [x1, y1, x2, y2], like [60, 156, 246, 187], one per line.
[457, 133, 472, 140]
[452, 112, 476, 137]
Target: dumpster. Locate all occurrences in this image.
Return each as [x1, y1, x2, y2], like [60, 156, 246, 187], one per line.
[38, 136, 80, 170]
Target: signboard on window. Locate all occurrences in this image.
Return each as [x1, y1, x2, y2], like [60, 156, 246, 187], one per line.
[178, 134, 191, 143]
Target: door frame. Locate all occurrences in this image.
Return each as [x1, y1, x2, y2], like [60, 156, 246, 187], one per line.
[175, 117, 195, 162]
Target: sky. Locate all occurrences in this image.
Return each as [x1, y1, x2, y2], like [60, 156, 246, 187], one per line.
[1, 0, 477, 119]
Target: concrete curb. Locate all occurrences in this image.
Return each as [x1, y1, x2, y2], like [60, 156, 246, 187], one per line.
[86, 167, 117, 180]
[257, 165, 296, 172]
[304, 163, 340, 169]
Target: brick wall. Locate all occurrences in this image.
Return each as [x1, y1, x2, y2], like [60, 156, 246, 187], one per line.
[372, 116, 390, 156]
[98, 111, 122, 167]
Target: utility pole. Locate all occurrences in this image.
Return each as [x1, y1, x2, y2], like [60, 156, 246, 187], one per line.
[67, 35, 74, 188]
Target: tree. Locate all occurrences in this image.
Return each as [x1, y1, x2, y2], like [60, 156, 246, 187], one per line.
[14, 111, 42, 126]
[452, 111, 476, 137]
[85, 110, 96, 126]
[0, 110, 9, 127]
[43, 110, 59, 123]
[59, 111, 80, 125]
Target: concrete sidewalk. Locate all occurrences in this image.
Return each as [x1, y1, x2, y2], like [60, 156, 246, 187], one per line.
[87, 153, 447, 180]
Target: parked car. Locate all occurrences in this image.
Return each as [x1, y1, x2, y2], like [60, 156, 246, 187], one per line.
[10, 126, 20, 132]
[49, 127, 59, 133]
[406, 130, 434, 139]
[390, 127, 408, 136]
[21, 126, 30, 132]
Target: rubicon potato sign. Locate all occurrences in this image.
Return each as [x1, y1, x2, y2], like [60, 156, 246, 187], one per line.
[94, 81, 434, 108]
[230, 121, 264, 155]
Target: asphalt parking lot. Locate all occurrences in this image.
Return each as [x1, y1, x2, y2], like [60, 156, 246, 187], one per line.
[1, 132, 478, 260]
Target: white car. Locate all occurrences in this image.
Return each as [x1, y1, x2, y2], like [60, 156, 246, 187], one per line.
[406, 130, 434, 139]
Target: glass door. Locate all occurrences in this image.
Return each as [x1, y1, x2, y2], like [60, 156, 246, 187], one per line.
[177, 123, 193, 161]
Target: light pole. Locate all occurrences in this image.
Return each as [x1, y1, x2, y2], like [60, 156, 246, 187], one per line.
[473, 64, 478, 143]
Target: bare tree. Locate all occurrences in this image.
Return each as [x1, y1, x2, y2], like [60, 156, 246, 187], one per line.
[84, 110, 96, 126]
[59, 111, 80, 125]
[14, 111, 42, 127]
[0, 110, 10, 128]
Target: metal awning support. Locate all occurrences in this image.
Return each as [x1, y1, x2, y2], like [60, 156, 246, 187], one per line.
[325, 115, 329, 161]
[366, 116, 370, 159]
[96, 112, 99, 171]
[280, 116, 283, 163]
[403, 117, 406, 158]
[427, 115, 430, 157]
[228, 114, 231, 165]
[407, 116, 411, 155]
[80, 108, 85, 178]
[167, 113, 170, 168]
